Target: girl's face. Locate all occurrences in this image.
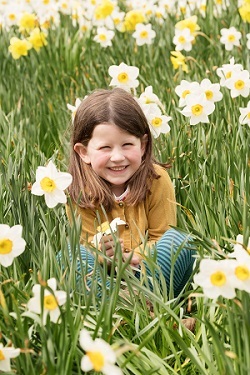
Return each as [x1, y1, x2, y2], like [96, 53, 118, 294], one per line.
[74, 123, 147, 196]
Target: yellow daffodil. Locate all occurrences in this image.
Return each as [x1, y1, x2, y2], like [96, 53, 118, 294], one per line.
[170, 51, 189, 73]
[94, 0, 115, 20]
[28, 27, 48, 51]
[239, 3, 250, 23]
[19, 12, 37, 33]
[123, 9, 145, 31]
[8, 37, 32, 59]
[175, 15, 200, 36]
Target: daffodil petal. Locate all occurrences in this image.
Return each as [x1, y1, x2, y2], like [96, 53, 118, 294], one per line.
[81, 355, 93, 372]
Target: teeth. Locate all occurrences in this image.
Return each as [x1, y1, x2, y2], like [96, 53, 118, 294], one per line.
[110, 167, 126, 171]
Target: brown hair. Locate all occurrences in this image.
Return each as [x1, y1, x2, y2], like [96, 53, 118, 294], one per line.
[68, 88, 162, 210]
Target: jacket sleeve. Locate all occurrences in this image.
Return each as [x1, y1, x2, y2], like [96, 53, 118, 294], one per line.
[65, 203, 99, 246]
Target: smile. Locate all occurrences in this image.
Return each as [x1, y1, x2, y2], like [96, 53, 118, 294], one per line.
[109, 166, 127, 171]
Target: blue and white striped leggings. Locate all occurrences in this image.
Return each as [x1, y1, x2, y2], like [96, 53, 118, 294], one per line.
[59, 229, 195, 297]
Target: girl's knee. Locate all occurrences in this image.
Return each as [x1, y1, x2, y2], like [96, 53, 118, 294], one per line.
[158, 228, 194, 252]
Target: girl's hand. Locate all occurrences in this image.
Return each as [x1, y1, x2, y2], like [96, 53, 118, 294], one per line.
[98, 234, 124, 258]
[122, 251, 141, 269]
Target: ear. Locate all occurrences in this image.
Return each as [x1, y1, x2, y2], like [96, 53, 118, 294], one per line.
[74, 143, 91, 164]
[141, 134, 148, 155]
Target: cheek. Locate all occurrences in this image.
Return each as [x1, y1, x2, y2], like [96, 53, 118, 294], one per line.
[90, 153, 110, 170]
[128, 149, 144, 162]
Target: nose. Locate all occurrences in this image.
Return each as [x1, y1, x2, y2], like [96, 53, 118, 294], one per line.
[110, 147, 125, 162]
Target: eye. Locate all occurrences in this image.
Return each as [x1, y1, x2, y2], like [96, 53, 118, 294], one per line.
[99, 146, 110, 150]
[123, 143, 133, 147]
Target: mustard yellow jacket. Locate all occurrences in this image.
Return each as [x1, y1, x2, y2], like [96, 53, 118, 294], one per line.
[67, 164, 176, 257]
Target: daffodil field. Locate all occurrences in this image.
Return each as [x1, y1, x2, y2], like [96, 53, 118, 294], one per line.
[0, 0, 250, 374]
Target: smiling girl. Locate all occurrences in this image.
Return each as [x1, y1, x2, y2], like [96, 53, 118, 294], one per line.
[65, 88, 195, 297]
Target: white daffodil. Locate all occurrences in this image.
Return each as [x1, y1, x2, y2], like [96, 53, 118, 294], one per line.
[176, 78, 223, 103]
[111, 10, 125, 31]
[196, 0, 207, 18]
[67, 98, 82, 121]
[3, 5, 22, 30]
[180, 93, 215, 125]
[228, 235, 250, 292]
[79, 329, 122, 375]
[144, 104, 171, 138]
[92, 218, 126, 247]
[193, 258, 236, 299]
[220, 26, 242, 51]
[152, 5, 167, 25]
[58, 0, 72, 15]
[213, 0, 230, 17]
[39, 8, 60, 30]
[0, 224, 26, 267]
[144, 3, 160, 22]
[224, 69, 250, 98]
[92, 15, 115, 30]
[138, 86, 162, 107]
[239, 101, 250, 126]
[108, 62, 139, 91]
[216, 57, 243, 87]
[27, 277, 67, 324]
[174, 1, 189, 17]
[198, 78, 223, 102]
[231, 258, 250, 293]
[132, 23, 156, 46]
[173, 27, 194, 51]
[0, 343, 20, 373]
[31, 160, 72, 208]
[78, 18, 92, 36]
[175, 80, 200, 107]
[93, 27, 115, 48]
[230, 234, 250, 258]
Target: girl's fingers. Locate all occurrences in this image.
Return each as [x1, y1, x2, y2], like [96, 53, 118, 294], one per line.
[102, 234, 113, 243]
[122, 252, 141, 267]
[98, 235, 125, 260]
[106, 248, 114, 257]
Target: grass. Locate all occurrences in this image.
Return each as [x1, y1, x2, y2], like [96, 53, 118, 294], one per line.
[0, 0, 249, 374]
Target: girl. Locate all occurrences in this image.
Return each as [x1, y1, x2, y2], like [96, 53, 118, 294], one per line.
[65, 87, 195, 297]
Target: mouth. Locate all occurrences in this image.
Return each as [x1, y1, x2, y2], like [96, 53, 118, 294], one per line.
[109, 166, 128, 171]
